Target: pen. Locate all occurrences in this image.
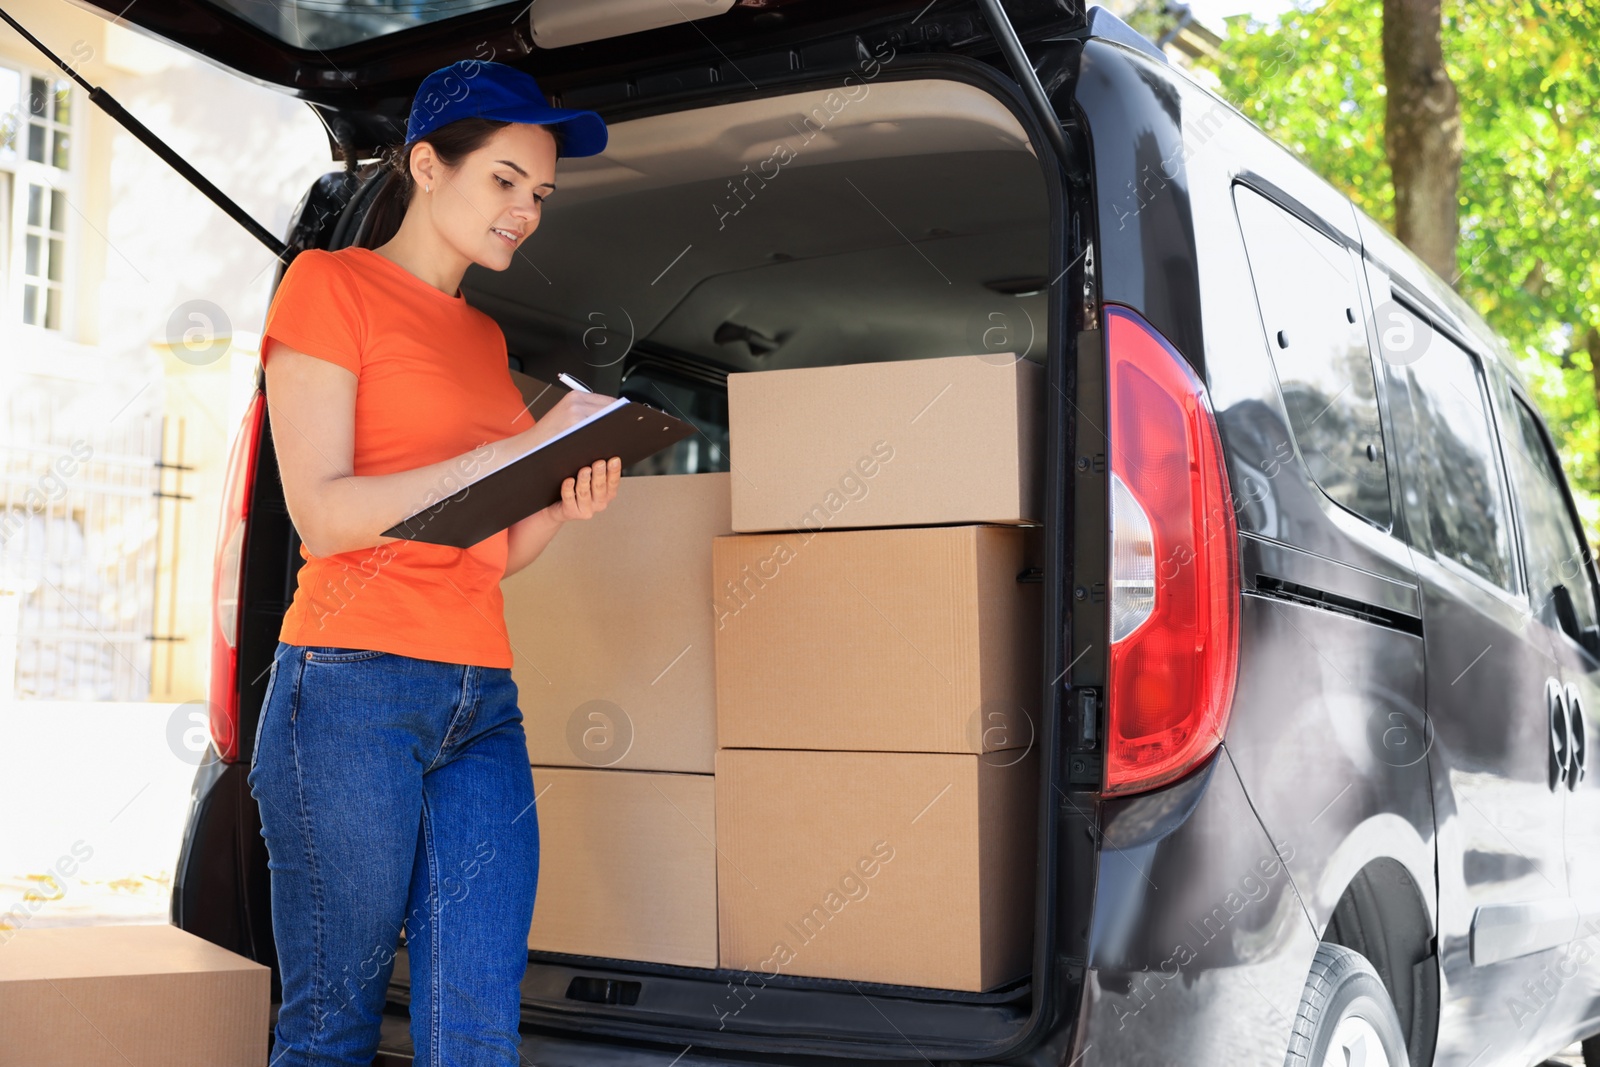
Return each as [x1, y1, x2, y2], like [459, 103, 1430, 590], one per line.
[558, 371, 593, 393]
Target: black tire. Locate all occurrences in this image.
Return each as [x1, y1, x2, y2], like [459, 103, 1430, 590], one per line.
[1284, 942, 1411, 1067]
[1582, 1033, 1600, 1066]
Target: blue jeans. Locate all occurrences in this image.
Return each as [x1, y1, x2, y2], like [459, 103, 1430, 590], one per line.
[247, 641, 540, 1066]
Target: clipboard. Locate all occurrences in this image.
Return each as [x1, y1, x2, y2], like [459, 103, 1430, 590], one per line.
[382, 397, 697, 548]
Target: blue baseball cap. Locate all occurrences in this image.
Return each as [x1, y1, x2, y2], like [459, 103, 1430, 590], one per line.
[405, 60, 608, 157]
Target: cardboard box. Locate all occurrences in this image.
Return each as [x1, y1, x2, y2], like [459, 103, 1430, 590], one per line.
[713, 524, 1042, 753]
[505, 472, 731, 772]
[0, 923, 269, 1066]
[528, 766, 718, 968]
[726, 354, 1043, 532]
[715, 747, 1037, 991]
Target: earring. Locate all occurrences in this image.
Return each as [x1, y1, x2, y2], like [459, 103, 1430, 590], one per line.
[425, 184, 431, 192]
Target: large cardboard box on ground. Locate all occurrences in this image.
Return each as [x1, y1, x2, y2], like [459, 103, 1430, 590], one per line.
[727, 354, 1043, 533]
[505, 472, 731, 772]
[528, 765, 718, 968]
[0, 923, 269, 1066]
[713, 524, 1042, 753]
[715, 747, 1038, 991]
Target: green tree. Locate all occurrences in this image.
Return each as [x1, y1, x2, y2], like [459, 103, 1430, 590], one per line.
[1383, 0, 1462, 280]
[1197, 0, 1600, 535]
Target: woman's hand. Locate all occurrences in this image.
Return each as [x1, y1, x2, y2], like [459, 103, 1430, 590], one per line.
[542, 456, 622, 524]
[491, 389, 619, 482]
[525, 390, 620, 443]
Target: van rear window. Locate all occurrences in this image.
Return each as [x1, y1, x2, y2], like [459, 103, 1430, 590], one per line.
[1234, 186, 1392, 528]
[199, 0, 509, 51]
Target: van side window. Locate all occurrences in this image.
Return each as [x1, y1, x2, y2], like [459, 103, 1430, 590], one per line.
[1233, 186, 1391, 527]
[1508, 395, 1598, 631]
[1397, 317, 1518, 592]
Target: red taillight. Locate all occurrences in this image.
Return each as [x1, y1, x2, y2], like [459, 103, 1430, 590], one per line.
[1103, 305, 1239, 796]
[208, 389, 266, 763]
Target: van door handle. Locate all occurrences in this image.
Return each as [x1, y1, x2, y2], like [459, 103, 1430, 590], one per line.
[1549, 678, 1571, 792]
[1567, 683, 1587, 790]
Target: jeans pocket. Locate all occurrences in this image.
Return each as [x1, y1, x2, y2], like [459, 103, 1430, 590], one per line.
[302, 645, 390, 663]
[250, 655, 282, 774]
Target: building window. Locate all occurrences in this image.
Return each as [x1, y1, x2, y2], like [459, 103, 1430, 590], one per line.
[22, 182, 66, 329]
[0, 64, 75, 332]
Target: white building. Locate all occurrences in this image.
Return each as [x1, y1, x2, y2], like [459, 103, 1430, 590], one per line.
[1, 0, 331, 701]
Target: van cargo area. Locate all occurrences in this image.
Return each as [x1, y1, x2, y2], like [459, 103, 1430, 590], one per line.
[150, 22, 1094, 1049]
[218, 69, 1067, 1062]
[465, 72, 1056, 1057]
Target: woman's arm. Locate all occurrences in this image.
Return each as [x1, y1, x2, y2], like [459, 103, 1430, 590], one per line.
[503, 508, 564, 579]
[503, 456, 622, 579]
[263, 341, 617, 558]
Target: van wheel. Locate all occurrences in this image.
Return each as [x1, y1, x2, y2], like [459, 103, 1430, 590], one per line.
[1582, 1034, 1600, 1065]
[1283, 942, 1410, 1067]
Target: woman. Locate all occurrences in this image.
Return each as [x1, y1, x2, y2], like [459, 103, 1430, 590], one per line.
[248, 60, 616, 1065]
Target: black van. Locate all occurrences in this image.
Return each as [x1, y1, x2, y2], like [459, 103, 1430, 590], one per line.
[47, 0, 1600, 1063]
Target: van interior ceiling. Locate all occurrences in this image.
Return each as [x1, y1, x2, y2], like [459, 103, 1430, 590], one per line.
[455, 77, 1052, 405]
[355, 76, 1056, 1052]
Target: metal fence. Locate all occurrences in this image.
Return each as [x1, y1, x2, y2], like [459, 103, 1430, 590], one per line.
[0, 395, 168, 701]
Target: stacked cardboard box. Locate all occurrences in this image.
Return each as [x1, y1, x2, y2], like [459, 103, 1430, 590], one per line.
[504, 463, 729, 969]
[725, 352, 1043, 533]
[713, 353, 1045, 993]
[522, 766, 717, 969]
[505, 468, 728, 774]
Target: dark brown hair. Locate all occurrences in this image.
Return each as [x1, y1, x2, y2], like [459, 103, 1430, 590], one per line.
[358, 118, 565, 249]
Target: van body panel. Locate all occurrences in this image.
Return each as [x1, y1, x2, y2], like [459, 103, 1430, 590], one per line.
[1070, 28, 1600, 1064]
[170, 758, 280, 1002]
[1070, 36, 1439, 990]
[1074, 41, 1421, 589]
[1077, 750, 1317, 1066]
[1389, 321, 1577, 1067]
[1073, 39, 1206, 367]
[1529, 627, 1600, 1050]
[1224, 592, 1434, 933]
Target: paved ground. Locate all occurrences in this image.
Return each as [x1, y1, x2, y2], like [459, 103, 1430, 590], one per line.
[0, 869, 171, 930]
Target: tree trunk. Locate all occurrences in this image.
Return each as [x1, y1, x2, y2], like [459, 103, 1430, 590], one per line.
[1382, 0, 1463, 283]
[1588, 328, 1600, 427]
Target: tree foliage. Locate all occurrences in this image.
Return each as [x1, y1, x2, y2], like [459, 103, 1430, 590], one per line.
[1191, 0, 1600, 533]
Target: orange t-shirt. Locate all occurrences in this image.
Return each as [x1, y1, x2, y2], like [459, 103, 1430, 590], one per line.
[259, 246, 536, 668]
